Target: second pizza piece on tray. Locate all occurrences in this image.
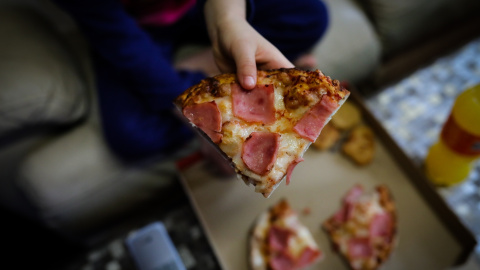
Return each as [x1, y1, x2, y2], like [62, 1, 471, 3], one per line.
[323, 184, 397, 270]
[330, 100, 362, 131]
[175, 68, 350, 197]
[249, 199, 323, 270]
[312, 122, 341, 150]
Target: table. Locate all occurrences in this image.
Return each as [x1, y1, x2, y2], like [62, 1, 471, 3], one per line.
[367, 37, 480, 268]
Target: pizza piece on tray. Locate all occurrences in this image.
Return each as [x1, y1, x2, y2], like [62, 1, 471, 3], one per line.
[323, 184, 397, 270]
[249, 199, 322, 270]
[175, 68, 350, 197]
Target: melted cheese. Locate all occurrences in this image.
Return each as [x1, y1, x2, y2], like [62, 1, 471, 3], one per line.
[216, 82, 311, 195]
[216, 96, 233, 123]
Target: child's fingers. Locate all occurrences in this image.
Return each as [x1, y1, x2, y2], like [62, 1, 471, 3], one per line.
[257, 42, 294, 70]
[231, 40, 257, 90]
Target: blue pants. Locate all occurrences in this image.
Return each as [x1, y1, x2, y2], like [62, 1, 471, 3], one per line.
[55, 0, 329, 161]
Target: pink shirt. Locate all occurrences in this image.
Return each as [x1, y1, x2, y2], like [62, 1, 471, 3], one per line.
[122, 0, 197, 26]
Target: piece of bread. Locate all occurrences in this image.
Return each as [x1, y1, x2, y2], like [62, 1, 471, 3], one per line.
[323, 184, 397, 270]
[342, 125, 375, 165]
[331, 101, 362, 130]
[175, 68, 350, 197]
[249, 199, 323, 270]
[312, 122, 341, 150]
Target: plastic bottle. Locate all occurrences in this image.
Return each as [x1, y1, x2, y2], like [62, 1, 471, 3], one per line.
[425, 84, 480, 186]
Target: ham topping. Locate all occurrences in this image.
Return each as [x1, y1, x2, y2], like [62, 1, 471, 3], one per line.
[269, 225, 293, 252]
[334, 185, 364, 223]
[286, 157, 304, 185]
[269, 241, 320, 270]
[232, 83, 276, 124]
[370, 213, 393, 242]
[344, 184, 364, 204]
[268, 225, 296, 270]
[295, 246, 322, 268]
[269, 251, 296, 270]
[183, 101, 222, 143]
[293, 95, 339, 142]
[241, 132, 280, 175]
[348, 237, 373, 258]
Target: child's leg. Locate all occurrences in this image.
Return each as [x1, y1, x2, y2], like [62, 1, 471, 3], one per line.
[249, 0, 329, 62]
[89, 0, 329, 161]
[94, 58, 201, 161]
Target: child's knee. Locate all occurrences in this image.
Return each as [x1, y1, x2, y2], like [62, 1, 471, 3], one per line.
[290, 0, 329, 40]
[252, 0, 330, 57]
[101, 112, 192, 161]
[101, 115, 160, 160]
[306, 0, 329, 38]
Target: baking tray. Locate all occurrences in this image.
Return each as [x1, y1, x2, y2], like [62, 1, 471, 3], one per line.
[176, 89, 476, 270]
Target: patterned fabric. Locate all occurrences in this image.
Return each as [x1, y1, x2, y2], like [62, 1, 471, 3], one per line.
[367, 37, 480, 262]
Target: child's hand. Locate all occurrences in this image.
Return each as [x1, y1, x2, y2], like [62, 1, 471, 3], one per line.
[204, 0, 294, 90]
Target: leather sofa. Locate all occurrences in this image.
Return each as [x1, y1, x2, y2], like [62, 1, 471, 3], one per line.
[1, 0, 479, 244]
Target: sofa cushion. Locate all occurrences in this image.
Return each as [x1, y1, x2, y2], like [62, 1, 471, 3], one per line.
[312, 0, 381, 83]
[17, 122, 197, 233]
[357, 0, 480, 56]
[0, 6, 88, 138]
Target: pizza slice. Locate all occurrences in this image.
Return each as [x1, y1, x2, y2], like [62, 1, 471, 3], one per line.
[322, 184, 397, 270]
[249, 199, 322, 270]
[175, 68, 350, 197]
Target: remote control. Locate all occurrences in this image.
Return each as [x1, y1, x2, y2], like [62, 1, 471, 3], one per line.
[125, 222, 186, 270]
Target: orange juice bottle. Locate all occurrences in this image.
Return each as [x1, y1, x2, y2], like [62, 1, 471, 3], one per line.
[425, 84, 480, 186]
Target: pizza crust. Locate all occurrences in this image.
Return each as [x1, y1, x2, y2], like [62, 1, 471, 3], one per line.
[249, 211, 270, 270]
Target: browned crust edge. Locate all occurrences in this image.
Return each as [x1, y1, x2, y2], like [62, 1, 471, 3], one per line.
[174, 68, 349, 109]
[248, 211, 268, 270]
[375, 185, 397, 266]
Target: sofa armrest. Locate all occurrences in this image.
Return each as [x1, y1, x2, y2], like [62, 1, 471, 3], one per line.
[0, 6, 89, 139]
[356, 0, 480, 57]
[16, 122, 193, 234]
[312, 0, 381, 84]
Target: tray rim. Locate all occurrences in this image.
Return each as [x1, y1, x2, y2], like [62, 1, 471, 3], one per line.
[347, 88, 476, 266]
